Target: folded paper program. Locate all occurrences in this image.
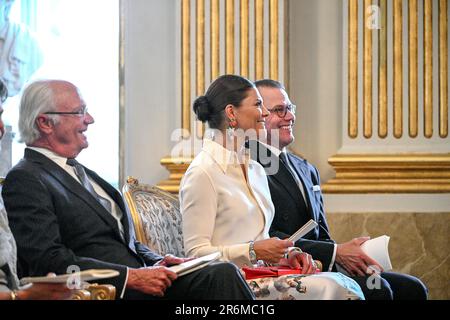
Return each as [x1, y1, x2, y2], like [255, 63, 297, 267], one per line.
[20, 269, 120, 285]
[360, 235, 393, 271]
[169, 252, 221, 277]
[288, 219, 318, 243]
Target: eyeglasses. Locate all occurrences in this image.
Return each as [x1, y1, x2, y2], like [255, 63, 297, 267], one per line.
[267, 104, 296, 118]
[44, 107, 89, 117]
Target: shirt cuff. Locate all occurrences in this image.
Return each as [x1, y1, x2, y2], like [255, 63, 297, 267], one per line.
[119, 267, 129, 299]
[328, 243, 337, 272]
[229, 243, 254, 267]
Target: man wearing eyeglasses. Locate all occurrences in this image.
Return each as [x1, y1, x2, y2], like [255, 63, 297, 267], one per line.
[0, 79, 74, 300]
[2, 79, 254, 300]
[249, 79, 427, 300]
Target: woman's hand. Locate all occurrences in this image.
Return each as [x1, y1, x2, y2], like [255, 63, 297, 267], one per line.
[280, 250, 317, 274]
[253, 238, 293, 264]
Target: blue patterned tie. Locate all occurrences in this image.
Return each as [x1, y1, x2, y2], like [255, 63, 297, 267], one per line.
[279, 152, 295, 177]
[66, 158, 112, 213]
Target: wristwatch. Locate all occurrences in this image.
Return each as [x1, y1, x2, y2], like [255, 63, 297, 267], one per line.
[248, 241, 257, 264]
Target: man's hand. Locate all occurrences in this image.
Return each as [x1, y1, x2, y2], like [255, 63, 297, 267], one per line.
[127, 266, 178, 297]
[155, 254, 194, 267]
[336, 237, 383, 276]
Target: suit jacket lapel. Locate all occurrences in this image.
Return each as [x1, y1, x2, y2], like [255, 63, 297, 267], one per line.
[85, 167, 132, 245]
[272, 160, 306, 205]
[287, 153, 316, 221]
[24, 149, 126, 242]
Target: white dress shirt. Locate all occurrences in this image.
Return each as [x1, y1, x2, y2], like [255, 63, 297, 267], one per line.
[181, 139, 275, 267]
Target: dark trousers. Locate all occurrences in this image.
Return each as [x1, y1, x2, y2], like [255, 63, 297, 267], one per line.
[124, 262, 255, 300]
[352, 271, 428, 300]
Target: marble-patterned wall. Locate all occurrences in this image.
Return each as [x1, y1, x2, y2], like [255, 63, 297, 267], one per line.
[327, 212, 450, 300]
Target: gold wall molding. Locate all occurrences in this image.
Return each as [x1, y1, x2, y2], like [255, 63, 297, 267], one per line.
[393, 0, 403, 138]
[157, 157, 193, 194]
[363, 0, 373, 138]
[348, 0, 358, 138]
[338, 0, 450, 194]
[226, 0, 235, 74]
[211, 0, 220, 79]
[378, 0, 388, 138]
[424, 0, 433, 138]
[240, 0, 250, 78]
[409, 0, 418, 138]
[440, 0, 448, 138]
[182, 0, 191, 134]
[255, 0, 265, 80]
[347, 0, 449, 140]
[269, 0, 279, 79]
[322, 154, 450, 193]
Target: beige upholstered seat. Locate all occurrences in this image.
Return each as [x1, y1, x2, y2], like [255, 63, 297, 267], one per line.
[122, 176, 185, 257]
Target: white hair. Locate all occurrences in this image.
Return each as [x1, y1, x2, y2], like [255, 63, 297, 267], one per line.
[18, 80, 60, 145]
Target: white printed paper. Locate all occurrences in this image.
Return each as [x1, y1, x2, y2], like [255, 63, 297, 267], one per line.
[360, 235, 393, 272]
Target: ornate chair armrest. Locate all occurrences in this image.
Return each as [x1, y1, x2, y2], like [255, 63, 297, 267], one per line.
[71, 289, 92, 300]
[84, 283, 116, 300]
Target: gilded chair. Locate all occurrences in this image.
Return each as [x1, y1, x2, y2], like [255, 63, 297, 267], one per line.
[0, 177, 116, 300]
[122, 176, 185, 257]
[72, 283, 116, 300]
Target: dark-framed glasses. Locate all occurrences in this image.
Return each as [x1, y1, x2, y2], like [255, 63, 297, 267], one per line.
[44, 107, 88, 117]
[267, 104, 296, 118]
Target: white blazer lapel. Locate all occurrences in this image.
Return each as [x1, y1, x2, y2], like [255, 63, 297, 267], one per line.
[247, 160, 274, 238]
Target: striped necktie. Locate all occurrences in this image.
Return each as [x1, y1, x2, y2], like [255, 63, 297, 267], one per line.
[66, 158, 112, 213]
[279, 152, 298, 181]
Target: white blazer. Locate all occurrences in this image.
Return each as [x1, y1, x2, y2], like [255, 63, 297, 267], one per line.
[180, 139, 274, 267]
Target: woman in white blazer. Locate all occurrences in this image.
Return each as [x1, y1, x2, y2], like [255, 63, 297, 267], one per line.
[180, 75, 364, 300]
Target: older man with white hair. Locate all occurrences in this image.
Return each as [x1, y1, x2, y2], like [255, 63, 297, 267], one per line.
[2, 79, 255, 300]
[0, 79, 73, 300]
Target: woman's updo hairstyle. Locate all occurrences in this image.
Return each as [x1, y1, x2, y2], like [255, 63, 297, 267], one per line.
[193, 74, 255, 129]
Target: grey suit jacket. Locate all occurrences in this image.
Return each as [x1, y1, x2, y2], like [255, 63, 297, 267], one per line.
[1, 148, 162, 294]
[0, 194, 20, 292]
